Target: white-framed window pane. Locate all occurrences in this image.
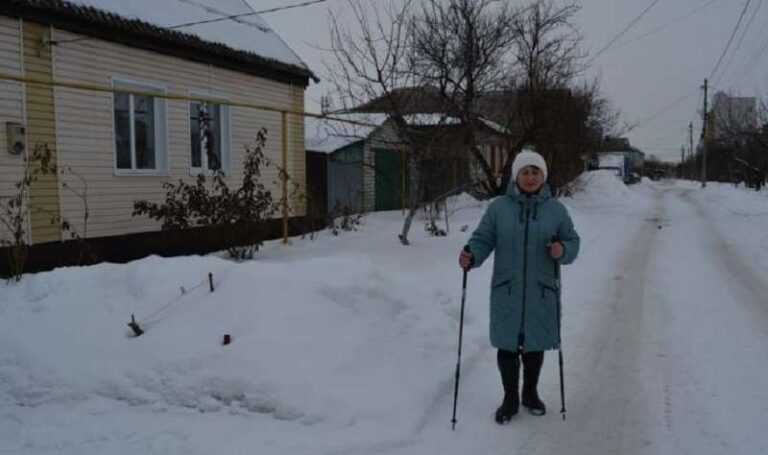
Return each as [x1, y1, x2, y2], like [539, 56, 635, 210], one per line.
[114, 92, 132, 169]
[113, 80, 166, 173]
[190, 102, 223, 171]
[134, 94, 156, 169]
[207, 104, 222, 171]
[190, 102, 203, 168]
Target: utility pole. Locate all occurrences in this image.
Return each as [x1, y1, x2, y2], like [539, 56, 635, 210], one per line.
[701, 79, 708, 188]
[689, 121, 694, 179]
[680, 146, 685, 179]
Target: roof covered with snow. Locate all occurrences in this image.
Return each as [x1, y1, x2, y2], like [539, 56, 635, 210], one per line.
[6, 0, 316, 85]
[305, 113, 510, 154]
[597, 152, 627, 169]
[305, 115, 384, 154]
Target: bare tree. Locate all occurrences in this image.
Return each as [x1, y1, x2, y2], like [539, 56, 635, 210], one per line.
[705, 94, 767, 189]
[493, 0, 587, 192]
[411, 0, 601, 195]
[327, 0, 466, 245]
[508, 0, 583, 91]
[326, 0, 607, 243]
[411, 0, 590, 195]
[326, 0, 417, 119]
[410, 0, 516, 196]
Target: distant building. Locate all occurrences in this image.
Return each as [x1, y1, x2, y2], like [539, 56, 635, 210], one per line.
[710, 92, 757, 141]
[586, 136, 644, 183]
[596, 152, 628, 177]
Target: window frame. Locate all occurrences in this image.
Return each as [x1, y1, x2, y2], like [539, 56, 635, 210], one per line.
[111, 77, 169, 176]
[188, 92, 231, 176]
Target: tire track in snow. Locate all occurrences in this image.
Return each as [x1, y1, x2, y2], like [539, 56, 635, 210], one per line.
[682, 190, 768, 321]
[500, 185, 679, 455]
[320, 346, 488, 455]
[392, 186, 665, 455]
[329, 185, 670, 455]
[653, 186, 768, 454]
[393, 187, 668, 455]
[539, 188, 666, 454]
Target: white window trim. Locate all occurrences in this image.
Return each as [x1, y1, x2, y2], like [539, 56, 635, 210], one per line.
[111, 77, 169, 176]
[188, 91, 232, 177]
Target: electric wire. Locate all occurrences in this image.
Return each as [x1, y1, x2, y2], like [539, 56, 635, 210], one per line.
[627, 90, 699, 133]
[587, 0, 662, 65]
[613, 0, 723, 51]
[169, 0, 327, 30]
[51, 0, 329, 46]
[708, 0, 752, 81]
[714, 0, 762, 86]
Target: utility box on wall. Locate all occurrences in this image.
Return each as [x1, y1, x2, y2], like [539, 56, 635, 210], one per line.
[6, 122, 26, 155]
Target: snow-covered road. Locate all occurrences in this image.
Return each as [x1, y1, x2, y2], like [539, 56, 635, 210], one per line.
[2, 176, 767, 454]
[382, 182, 768, 455]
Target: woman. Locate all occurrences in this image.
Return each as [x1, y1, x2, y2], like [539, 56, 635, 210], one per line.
[458, 150, 580, 424]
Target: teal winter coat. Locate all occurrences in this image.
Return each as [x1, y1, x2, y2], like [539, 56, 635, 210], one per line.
[467, 184, 580, 352]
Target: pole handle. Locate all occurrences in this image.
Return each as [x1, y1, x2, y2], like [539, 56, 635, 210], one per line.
[461, 245, 472, 273]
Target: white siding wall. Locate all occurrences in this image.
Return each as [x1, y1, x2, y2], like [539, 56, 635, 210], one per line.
[0, 17, 24, 243]
[52, 28, 306, 239]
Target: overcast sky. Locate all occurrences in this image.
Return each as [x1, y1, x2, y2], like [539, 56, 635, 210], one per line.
[251, 0, 768, 162]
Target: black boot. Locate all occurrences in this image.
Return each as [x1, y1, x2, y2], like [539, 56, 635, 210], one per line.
[521, 351, 546, 416]
[495, 349, 519, 424]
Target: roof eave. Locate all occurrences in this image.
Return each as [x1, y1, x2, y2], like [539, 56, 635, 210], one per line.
[3, 1, 318, 86]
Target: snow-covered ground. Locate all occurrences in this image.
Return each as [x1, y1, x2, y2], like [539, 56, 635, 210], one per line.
[1, 173, 767, 454]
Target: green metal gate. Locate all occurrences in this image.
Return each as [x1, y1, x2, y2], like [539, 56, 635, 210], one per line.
[374, 149, 407, 211]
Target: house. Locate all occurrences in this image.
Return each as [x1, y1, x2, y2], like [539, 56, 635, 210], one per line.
[0, 0, 316, 272]
[305, 112, 500, 215]
[594, 151, 629, 177]
[305, 115, 378, 219]
[305, 114, 402, 215]
[710, 91, 757, 142]
[589, 151, 645, 182]
[339, 88, 518, 204]
[348, 86, 593, 193]
[587, 136, 645, 183]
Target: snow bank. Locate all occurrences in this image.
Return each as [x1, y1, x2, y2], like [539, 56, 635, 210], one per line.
[574, 170, 632, 198]
[0, 172, 663, 453]
[1, 252, 474, 432]
[565, 170, 652, 215]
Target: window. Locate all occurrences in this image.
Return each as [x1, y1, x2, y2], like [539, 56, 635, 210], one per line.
[113, 80, 167, 173]
[190, 101, 230, 173]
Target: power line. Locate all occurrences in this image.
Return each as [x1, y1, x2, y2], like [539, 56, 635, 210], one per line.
[587, 0, 662, 65]
[169, 0, 327, 30]
[612, 0, 722, 51]
[732, 32, 768, 84]
[714, 0, 762, 86]
[51, 0, 328, 46]
[627, 90, 699, 132]
[708, 0, 752, 81]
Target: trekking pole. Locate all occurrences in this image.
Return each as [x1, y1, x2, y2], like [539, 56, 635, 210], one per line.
[451, 245, 471, 431]
[552, 238, 567, 421]
[557, 313, 566, 420]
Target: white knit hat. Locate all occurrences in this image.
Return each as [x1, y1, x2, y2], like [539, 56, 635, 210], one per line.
[511, 150, 548, 182]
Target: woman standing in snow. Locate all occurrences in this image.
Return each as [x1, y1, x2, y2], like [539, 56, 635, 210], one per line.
[458, 150, 580, 424]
